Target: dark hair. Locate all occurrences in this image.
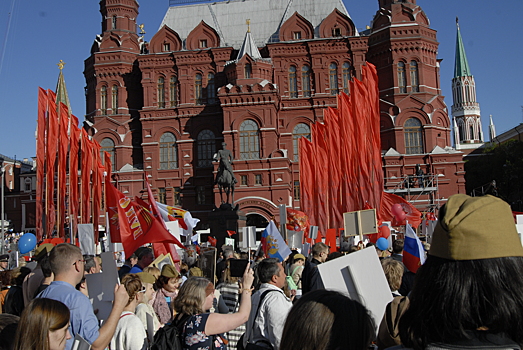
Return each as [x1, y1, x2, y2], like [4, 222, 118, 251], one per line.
[280, 290, 375, 350]
[13, 298, 70, 350]
[392, 239, 404, 254]
[311, 243, 329, 257]
[0, 314, 19, 350]
[257, 258, 281, 283]
[326, 252, 343, 261]
[11, 267, 31, 286]
[399, 255, 523, 349]
[0, 271, 11, 289]
[134, 247, 152, 261]
[40, 255, 52, 278]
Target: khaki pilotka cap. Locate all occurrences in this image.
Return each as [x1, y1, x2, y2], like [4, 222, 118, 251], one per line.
[137, 272, 156, 284]
[161, 264, 179, 278]
[430, 194, 523, 260]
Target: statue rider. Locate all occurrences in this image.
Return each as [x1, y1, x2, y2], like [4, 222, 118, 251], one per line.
[214, 143, 238, 205]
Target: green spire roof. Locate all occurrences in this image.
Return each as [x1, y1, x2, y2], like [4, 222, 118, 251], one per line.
[454, 20, 472, 78]
[55, 60, 72, 115]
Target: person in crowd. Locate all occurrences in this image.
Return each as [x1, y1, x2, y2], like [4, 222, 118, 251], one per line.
[288, 254, 305, 297]
[381, 258, 403, 297]
[75, 276, 89, 298]
[0, 313, 19, 350]
[173, 266, 254, 350]
[244, 258, 294, 350]
[216, 261, 246, 350]
[4, 266, 30, 316]
[22, 243, 53, 307]
[326, 251, 343, 261]
[143, 266, 160, 283]
[84, 255, 101, 274]
[135, 272, 161, 337]
[152, 264, 182, 325]
[301, 242, 329, 294]
[38, 243, 128, 350]
[13, 298, 71, 350]
[397, 194, 523, 349]
[189, 266, 204, 277]
[0, 270, 11, 313]
[179, 262, 189, 284]
[388, 239, 415, 296]
[0, 255, 8, 272]
[110, 274, 148, 350]
[118, 253, 138, 280]
[280, 289, 375, 350]
[217, 245, 235, 284]
[129, 247, 154, 274]
[33, 254, 54, 297]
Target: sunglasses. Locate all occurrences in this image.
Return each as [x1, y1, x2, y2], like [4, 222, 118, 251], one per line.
[138, 286, 147, 293]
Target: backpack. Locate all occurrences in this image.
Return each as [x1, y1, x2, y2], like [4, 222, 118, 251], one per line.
[150, 314, 191, 350]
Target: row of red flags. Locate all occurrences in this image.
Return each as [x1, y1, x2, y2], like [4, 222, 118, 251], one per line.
[298, 63, 421, 236]
[36, 88, 109, 241]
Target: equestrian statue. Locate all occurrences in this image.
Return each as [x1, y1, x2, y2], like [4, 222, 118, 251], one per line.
[214, 142, 237, 205]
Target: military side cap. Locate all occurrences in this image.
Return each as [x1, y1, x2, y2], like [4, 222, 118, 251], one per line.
[0, 254, 8, 262]
[161, 264, 179, 278]
[137, 272, 156, 284]
[430, 194, 523, 260]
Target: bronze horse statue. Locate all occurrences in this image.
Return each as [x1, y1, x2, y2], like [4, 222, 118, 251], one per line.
[214, 143, 237, 205]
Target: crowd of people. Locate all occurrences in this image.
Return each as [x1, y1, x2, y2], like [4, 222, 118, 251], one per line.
[0, 194, 522, 350]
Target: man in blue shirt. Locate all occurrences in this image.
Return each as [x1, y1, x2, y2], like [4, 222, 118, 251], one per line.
[129, 247, 154, 274]
[38, 243, 128, 350]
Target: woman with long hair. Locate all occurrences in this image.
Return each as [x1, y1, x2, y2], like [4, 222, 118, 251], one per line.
[13, 298, 71, 350]
[110, 273, 148, 350]
[279, 289, 375, 350]
[152, 264, 182, 325]
[398, 194, 523, 349]
[173, 265, 254, 350]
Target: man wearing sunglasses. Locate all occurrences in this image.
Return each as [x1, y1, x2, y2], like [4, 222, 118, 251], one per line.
[38, 243, 129, 350]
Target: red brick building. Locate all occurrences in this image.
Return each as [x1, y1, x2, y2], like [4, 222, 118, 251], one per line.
[84, 0, 464, 230]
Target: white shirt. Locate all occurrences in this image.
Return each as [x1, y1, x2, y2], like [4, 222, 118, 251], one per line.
[110, 311, 148, 350]
[244, 283, 293, 350]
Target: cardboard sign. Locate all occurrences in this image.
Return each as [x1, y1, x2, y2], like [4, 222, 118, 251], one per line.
[317, 246, 393, 329]
[225, 237, 235, 248]
[100, 252, 120, 300]
[343, 209, 378, 239]
[151, 253, 174, 272]
[240, 226, 256, 248]
[78, 224, 95, 255]
[198, 247, 217, 281]
[288, 230, 304, 250]
[86, 272, 113, 322]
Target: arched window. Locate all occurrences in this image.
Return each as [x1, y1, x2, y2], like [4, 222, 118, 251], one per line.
[159, 132, 178, 169]
[207, 73, 216, 104]
[100, 138, 116, 172]
[329, 63, 339, 95]
[245, 64, 252, 79]
[111, 85, 118, 115]
[240, 120, 260, 160]
[398, 62, 407, 93]
[170, 76, 178, 107]
[410, 61, 419, 92]
[302, 65, 311, 97]
[289, 66, 297, 98]
[342, 62, 351, 94]
[404, 118, 423, 154]
[195, 73, 203, 105]
[197, 130, 216, 167]
[292, 123, 311, 161]
[100, 86, 107, 115]
[458, 119, 465, 142]
[157, 77, 165, 108]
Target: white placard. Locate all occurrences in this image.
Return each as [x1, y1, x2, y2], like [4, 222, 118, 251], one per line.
[240, 226, 256, 248]
[288, 230, 303, 250]
[100, 252, 120, 300]
[78, 224, 95, 255]
[225, 237, 235, 248]
[165, 220, 181, 242]
[146, 313, 154, 344]
[317, 246, 393, 329]
[86, 272, 113, 322]
[343, 209, 378, 238]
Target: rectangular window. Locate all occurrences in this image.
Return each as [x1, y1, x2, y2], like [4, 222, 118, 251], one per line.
[293, 32, 301, 40]
[241, 175, 248, 186]
[25, 183, 31, 192]
[255, 174, 262, 185]
[197, 186, 205, 205]
[293, 181, 300, 200]
[199, 39, 207, 48]
[163, 43, 170, 52]
[158, 187, 166, 204]
[173, 187, 181, 206]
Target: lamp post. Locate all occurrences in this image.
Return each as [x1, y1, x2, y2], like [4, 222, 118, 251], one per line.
[0, 157, 4, 254]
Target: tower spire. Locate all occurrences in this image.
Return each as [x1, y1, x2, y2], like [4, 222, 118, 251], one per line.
[55, 60, 72, 115]
[454, 17, 471, 78]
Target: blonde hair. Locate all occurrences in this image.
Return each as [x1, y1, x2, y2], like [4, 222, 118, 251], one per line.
[381, 258, 403, 291]
[174, 277, 211, 315]
[121, 274, 143, 306]
[143, 266, 160, 280]
[49, 244, 82, 276]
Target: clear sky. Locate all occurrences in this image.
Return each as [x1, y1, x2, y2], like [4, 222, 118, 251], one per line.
[0, 0, 521, 160]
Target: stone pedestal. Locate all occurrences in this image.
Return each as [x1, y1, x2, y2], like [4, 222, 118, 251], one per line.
[208, 203, 246, 249]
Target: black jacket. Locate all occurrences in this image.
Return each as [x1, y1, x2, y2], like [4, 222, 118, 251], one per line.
[301, 258, 324, 294]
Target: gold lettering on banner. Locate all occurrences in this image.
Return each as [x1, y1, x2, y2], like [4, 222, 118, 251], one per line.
[119, 197, 144, 240]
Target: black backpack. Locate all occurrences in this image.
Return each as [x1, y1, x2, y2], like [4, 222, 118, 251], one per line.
[150, 314, 191, 350]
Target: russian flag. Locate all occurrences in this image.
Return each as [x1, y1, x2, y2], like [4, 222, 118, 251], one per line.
[261, 221, 292, 262]
[403, 223, 426, 273]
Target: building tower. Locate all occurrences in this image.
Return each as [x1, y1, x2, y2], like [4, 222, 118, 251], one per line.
[451, 19, 484, 150]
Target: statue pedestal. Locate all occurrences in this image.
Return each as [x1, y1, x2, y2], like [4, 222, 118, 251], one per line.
[208, 203, 246, 249]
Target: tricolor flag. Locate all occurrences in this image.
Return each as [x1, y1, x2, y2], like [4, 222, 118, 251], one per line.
[403, 223, 426, 273]
[156, 202, 200, 237]
[261, 221, 291, 262]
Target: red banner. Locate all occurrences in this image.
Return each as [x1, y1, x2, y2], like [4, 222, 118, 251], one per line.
[36, 88, 47, 240]
[57, 103, 69, 238]
[45, 91, 58, 237]
[299, 137, 316, 227]
[81, 130, 92, 224]
[68, 115, 80, 238]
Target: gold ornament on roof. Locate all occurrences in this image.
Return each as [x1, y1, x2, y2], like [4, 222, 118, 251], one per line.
[57, 60, 65, 70]
[246, 19, 251, 33]
[139, 23, 146, 35]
